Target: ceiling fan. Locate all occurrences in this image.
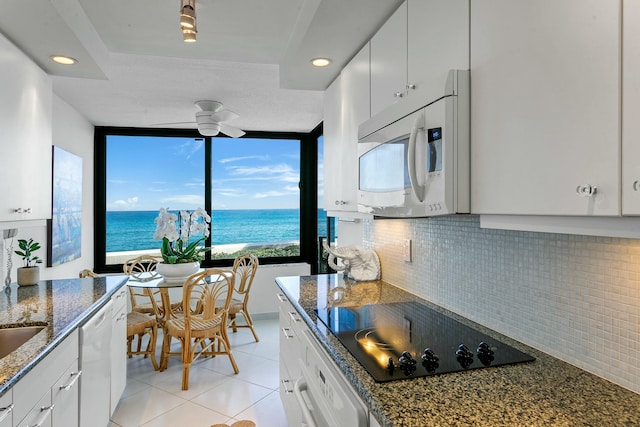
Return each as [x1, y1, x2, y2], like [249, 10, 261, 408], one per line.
[153, 100, 246, 137]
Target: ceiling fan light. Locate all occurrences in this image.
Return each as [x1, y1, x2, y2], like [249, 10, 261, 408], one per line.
[198, 122, 221, 136]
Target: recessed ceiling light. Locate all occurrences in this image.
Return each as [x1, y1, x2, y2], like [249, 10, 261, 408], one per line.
[50, 55, 77, 65]
[311, 58, 332, 67]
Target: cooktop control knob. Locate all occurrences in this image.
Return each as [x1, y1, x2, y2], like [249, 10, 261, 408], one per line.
[455, 344, 474, 368]
[398, 351, 417, 376]
[386, 357, 395, 375]
[421, 348, 439, 373]
[477, 341, 495, 366]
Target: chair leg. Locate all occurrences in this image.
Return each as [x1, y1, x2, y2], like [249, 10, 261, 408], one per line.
[242, 310, 259, 342]
[220, 329, 239, 374]
[181, 337, 192, 390]
[147, 325, 159, 371]
[160, 331, 171, 371]
[229, 313, 237, 333]
[137, 333, 144, 354]
[127, 336, 134, 358]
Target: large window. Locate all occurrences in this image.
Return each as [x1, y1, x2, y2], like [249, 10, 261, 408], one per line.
[94, 127, 318, 273]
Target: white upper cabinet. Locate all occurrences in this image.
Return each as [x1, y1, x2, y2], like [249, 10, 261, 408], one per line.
[370, 2, 408, 117]
[0, 32, 52, 222]
[470, 0, 621, 216]
[323, 43, 371, 216]
[407, 0, 469, 104]
[623, 0, 640, 215]
[370, 0, 469, 118]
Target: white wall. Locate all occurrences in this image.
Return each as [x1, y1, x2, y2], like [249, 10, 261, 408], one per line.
[8, 95, 95, 281]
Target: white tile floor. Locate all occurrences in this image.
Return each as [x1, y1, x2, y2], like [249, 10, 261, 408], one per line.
[109, 317, 288, 427]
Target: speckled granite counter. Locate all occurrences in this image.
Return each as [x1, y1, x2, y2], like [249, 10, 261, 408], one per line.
[0, 275, 128, 396]
[276, 274, 640, 427]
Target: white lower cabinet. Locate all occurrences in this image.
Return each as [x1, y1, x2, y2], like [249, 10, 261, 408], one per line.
[52, 361, 81, 427]
[15, 390, 53, 427]
[277, 293, 304, 423]
[0, 391, 13, 427]
[110, 287, 127, 415]
[13, 328, 79, 427]
[277, 292, 370, 426]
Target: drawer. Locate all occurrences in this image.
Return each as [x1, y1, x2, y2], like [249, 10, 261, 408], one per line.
[15, 389, 52, 427]
[13, 328, 78, 423]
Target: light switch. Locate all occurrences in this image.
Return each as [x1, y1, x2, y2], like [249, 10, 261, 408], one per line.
[403, 239, 412, 262]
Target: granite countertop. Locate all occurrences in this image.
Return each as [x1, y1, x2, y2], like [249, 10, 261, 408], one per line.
[276, 274, 640, 427]
[0, 275, 128, 396]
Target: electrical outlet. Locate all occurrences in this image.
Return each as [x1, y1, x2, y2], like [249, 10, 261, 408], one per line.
[403, 239, 412, 262]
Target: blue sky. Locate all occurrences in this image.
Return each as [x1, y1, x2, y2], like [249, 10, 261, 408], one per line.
[106, 135, 318, 211]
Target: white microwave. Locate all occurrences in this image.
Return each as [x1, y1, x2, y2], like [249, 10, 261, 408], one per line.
[357, 69, 469, 218]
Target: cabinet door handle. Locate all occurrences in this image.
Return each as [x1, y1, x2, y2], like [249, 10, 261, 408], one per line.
[407, 83, 416, 90]
[27, 404, 55, 427]
[576, 184, 597, 197]
[633, 180, 639, 191]
[117, 312, 126, 322]
[288, 311, 301, 323]
[394, 91, 404, 98]
[334, 200, 346, 205]
[60, 370, 82, 391]
[0, 403, 14, 423]
[276, 293, 288, 303]
[281, 379, 294, 394]
[281, 327, 294, 339]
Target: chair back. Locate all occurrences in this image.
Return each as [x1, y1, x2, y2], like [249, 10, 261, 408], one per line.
[232, 254, 259, 298]
[123, 255, 162, 314]
[123, 255, 161, 276]
[181, 269, 234, 324]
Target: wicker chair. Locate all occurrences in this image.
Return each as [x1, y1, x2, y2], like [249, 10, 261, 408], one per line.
[78, 269, 99, 278]
[161, 268, 239, 390]
[123, 255, 163, 315]
[126, 311, 159, 370]
[228, 254, 260, 342]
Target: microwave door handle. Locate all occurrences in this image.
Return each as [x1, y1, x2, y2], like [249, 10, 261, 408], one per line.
[408, 112, 426, 202]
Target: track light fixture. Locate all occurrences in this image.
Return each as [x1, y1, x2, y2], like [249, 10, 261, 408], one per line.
[180, 0, 197, 42]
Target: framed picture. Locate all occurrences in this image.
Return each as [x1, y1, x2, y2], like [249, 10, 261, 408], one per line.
[47, 146, 83, 267]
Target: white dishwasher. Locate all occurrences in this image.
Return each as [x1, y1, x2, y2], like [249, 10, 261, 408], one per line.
[295, 329, 368, 427]
[79, 300, 113, 427]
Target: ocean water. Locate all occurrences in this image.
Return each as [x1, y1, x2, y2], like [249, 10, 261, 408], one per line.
[106, 209, 328, 252]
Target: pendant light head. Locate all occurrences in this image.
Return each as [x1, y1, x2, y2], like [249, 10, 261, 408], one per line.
[179, 0, 197, 42]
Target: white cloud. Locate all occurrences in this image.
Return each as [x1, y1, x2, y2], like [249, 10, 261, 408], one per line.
[108, 196, 139, 209]
[160, 194, 205, 206]
[218, 155, 269, 164]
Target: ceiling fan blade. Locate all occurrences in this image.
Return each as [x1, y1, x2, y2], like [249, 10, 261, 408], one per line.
[220, 123, 245, 138]
[211, 109, 239, 122]
[149, 121, 196, 126]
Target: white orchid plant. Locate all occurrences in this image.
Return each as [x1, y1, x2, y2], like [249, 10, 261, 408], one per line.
[153, 207, 211, 264]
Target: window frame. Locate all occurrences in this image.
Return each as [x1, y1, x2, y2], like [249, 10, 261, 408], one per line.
[94, 126, 319, 273]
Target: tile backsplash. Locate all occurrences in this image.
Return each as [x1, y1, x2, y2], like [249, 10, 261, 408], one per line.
[364, 215, 640, 393]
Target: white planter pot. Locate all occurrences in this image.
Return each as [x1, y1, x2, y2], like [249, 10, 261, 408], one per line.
[17, 266, 40, 286]
[156, 262, 200, 283]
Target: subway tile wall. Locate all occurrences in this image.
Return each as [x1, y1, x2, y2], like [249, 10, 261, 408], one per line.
[363, 215, 640, 393]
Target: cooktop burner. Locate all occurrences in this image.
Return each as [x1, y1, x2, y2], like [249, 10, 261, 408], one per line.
[316, 300, 535, 383]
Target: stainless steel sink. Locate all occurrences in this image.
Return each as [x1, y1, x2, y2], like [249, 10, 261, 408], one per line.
[0, 325, 47, 359]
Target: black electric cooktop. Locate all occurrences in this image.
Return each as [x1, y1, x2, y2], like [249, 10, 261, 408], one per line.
[316, 301, 535, 383]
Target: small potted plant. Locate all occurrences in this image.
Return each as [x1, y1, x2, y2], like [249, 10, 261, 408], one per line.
[15, 238, 43, 286]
